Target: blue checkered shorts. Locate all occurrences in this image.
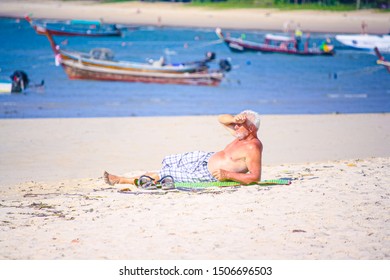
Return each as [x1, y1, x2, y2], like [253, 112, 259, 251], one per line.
[159, 151, 217, 182]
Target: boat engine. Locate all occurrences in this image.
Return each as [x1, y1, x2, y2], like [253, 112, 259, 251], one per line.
[219, 59, 232, 72]
[10, 70, 29, 93]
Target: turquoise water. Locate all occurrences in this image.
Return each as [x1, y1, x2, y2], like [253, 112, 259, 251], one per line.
[0, 17, 389, 118]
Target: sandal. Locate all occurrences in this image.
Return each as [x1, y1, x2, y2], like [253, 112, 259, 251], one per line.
[137, 175, 158, 190]
[158, 175, 175, 190]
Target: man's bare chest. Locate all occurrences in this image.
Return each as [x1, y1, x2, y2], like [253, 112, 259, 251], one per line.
[224, 142, 248, 162]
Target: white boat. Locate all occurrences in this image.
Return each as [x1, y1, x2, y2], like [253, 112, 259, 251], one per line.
[335, 34, 390, 53]
[0, 80, 12, 94]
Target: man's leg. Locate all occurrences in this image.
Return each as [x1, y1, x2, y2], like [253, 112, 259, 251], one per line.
[104, 171, 160, 186]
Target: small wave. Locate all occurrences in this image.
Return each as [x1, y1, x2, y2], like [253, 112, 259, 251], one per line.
[164, 49, 177, 56]
[326, 93, 368, 99]
[1, 102, 17, 106]
[105, 102, 121, 107]
[150, 98, 165, 104]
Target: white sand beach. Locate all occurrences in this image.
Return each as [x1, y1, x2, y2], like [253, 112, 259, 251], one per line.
[0, 114, 389, 260]
[0, 0, 389, 263]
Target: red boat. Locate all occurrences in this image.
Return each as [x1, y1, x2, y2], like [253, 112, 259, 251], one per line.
[216, 28, 334, 56]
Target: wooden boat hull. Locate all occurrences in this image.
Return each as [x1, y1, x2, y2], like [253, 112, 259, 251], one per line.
[59, 51, 207, 74]
[42, 30, 225, 86]
[60, 59, 223, 86]
[34, 26, 122, 37]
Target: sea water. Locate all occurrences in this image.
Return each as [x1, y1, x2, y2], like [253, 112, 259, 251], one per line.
[0, 17, 389, 118]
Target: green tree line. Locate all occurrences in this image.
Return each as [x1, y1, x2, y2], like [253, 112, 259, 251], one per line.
[102, 0, 389, 10]
[189, 0, 390, 10]
[277, 0, 389, 8]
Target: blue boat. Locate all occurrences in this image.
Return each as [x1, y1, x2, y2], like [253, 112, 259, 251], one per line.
[25, 15, 123, 37]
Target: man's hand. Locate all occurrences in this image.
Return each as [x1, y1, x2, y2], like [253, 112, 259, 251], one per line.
[212, 169, 229, 181]
[218, 114, 247, 137]
[233, 114, 247, 124]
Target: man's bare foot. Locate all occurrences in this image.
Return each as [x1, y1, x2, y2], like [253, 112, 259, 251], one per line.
[104, 171, 120, 186]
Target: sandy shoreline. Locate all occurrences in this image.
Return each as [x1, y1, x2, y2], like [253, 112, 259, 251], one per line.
[0, 0, 389, 34]
[1, 113, 390, 186]
[0, 114, 390, 259]
[0, 156, 389, 260]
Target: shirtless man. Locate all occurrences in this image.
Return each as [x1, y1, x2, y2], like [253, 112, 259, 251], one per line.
[104, 110, 263, 185]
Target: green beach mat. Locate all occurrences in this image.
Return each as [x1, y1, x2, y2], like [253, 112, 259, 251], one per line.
[120, 179, 291, 194]
[174, 179, 291, 188]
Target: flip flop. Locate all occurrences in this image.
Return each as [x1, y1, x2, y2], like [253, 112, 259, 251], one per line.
[158, 175, 175, 190]
[137, 175, 158, 190]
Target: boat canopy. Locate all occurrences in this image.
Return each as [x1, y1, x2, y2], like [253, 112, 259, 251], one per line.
[265, 34, 294, 42]
[70, 19, 101, 26]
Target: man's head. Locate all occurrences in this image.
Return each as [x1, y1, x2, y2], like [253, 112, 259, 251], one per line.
[234, 110, 260, 140]
[240, 110, 260, 131]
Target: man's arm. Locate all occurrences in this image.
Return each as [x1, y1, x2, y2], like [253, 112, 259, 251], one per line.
[212, 143, 262, 185]
[218, 114, 246, 136]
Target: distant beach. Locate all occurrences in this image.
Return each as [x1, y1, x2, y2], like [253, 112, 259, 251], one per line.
[0, 0, 389, 34]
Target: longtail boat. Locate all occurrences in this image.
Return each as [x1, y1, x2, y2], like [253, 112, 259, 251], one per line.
[374, 47, 390, 73]
[44, 32, 230, 86]
[216, 28, 334, 56]
[25, 15, 123, 37]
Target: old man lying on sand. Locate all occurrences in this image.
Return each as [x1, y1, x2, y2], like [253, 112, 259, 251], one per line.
[104, 110, 263, 187]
